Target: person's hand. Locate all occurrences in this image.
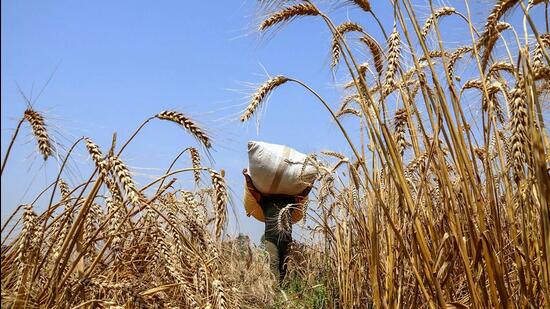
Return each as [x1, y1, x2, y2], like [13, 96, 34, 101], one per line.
[294, 185, 313, 204]
[298, 185, 312, 198]
[243, 168, 262, 202]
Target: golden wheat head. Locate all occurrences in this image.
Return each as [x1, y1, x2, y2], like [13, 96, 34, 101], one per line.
[240, 76, 289, 122]
[23, 108, 52, 160]
[156, 110, 212, 148]
[259, 3, 320, 31]
[210, 169, 227, 239]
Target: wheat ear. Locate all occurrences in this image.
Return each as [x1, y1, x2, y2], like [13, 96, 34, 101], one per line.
[383, 28, 401, 96]
[240, 76, 289, 122]
[480, 0, 519, 47]
[110, 156, 140, 206]
[277, 204, 293, 235]
[332, 22, 364, 69]
[421, 7, 456, 38]
[188, 147, 201, 186]
[212, 279, 228, 309]
[259, 3, 320, 31]
[447, 46, 472, 81]
[349, 0, 371, 12]
[480, 22, 512, 70]
[58, 179, 71, 200]
[336, 108, 362, 118]
[84, 138, 110, 177]
[210, 169, 227, 239]
[360, 34, 384, 77]
[394, 109, 408, 156]
[509, 84, 528, 178]
[156, 111, 212, 148]
[23, 108, 52, 160]
[533, 33, 549, 71]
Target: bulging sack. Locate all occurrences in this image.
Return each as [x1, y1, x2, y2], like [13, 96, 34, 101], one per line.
[247, 141, 317, 195]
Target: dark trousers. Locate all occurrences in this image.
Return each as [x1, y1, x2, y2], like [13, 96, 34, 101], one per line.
[265, 240, 290, 282]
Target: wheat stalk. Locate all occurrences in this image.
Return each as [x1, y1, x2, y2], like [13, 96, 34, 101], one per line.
[189, 147, 201, 186]
[394, 108, 408, 156]
[348, 0, 371, 12]
[259, 3, 319, 31]
[23, 108, 52, 160]
[480, 22, 512, 70]
[480, 0, 519, 46]
[156, 111, 212, 148]
[360, 34, 384, 77]
[339, 93, 360, 111]
[421, 7, 456, 38]
[488, 61, 515, 75]
[209, 170, 227, 239]
[212, 279, 228, 309]
[533, 33, 549, 71]
[277, 204, 293, 235]
[84, 138, 110, 177]
[508, 84, 528, 178]
[447, 46, 472, 81]
[332, 22, 364, 69]
[105, 197, 123, 260]
[58, 179, 71, 200]
[240, 76, 289, 122]
[84, 203, 102, 259]
[13, 204, 37, 293]
[110, 155, 140, 206]
[383, 28, 401, 96]
[418, 50, 450, 62]
[336, 108, 362, 118]
[322, 151, 346, 160]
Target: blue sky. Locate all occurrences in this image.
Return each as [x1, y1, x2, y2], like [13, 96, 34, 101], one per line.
[1, 1, 546, 242]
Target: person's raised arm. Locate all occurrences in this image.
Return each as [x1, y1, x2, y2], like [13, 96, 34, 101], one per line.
[294, 185, 313, 204]
[243, 168, 262, 203]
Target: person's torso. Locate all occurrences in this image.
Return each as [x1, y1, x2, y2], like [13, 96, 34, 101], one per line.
[261, 195, 295, 244]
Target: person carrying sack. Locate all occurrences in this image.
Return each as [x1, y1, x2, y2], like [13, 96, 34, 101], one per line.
[243, 168, 312, 282]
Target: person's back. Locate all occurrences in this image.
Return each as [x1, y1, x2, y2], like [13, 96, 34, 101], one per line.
[243, 168, 311, 283]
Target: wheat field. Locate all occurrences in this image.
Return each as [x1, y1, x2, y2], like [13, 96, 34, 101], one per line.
[1, 0, 550, 308]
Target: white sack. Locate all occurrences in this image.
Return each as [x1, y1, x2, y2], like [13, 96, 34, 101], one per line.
[247, 141, 317, 195]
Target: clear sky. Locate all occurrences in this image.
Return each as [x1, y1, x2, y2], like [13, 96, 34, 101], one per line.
[1, 1, 546, 242]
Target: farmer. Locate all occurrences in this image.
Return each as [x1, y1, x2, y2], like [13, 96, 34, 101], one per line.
[243, 168, 311, 282]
